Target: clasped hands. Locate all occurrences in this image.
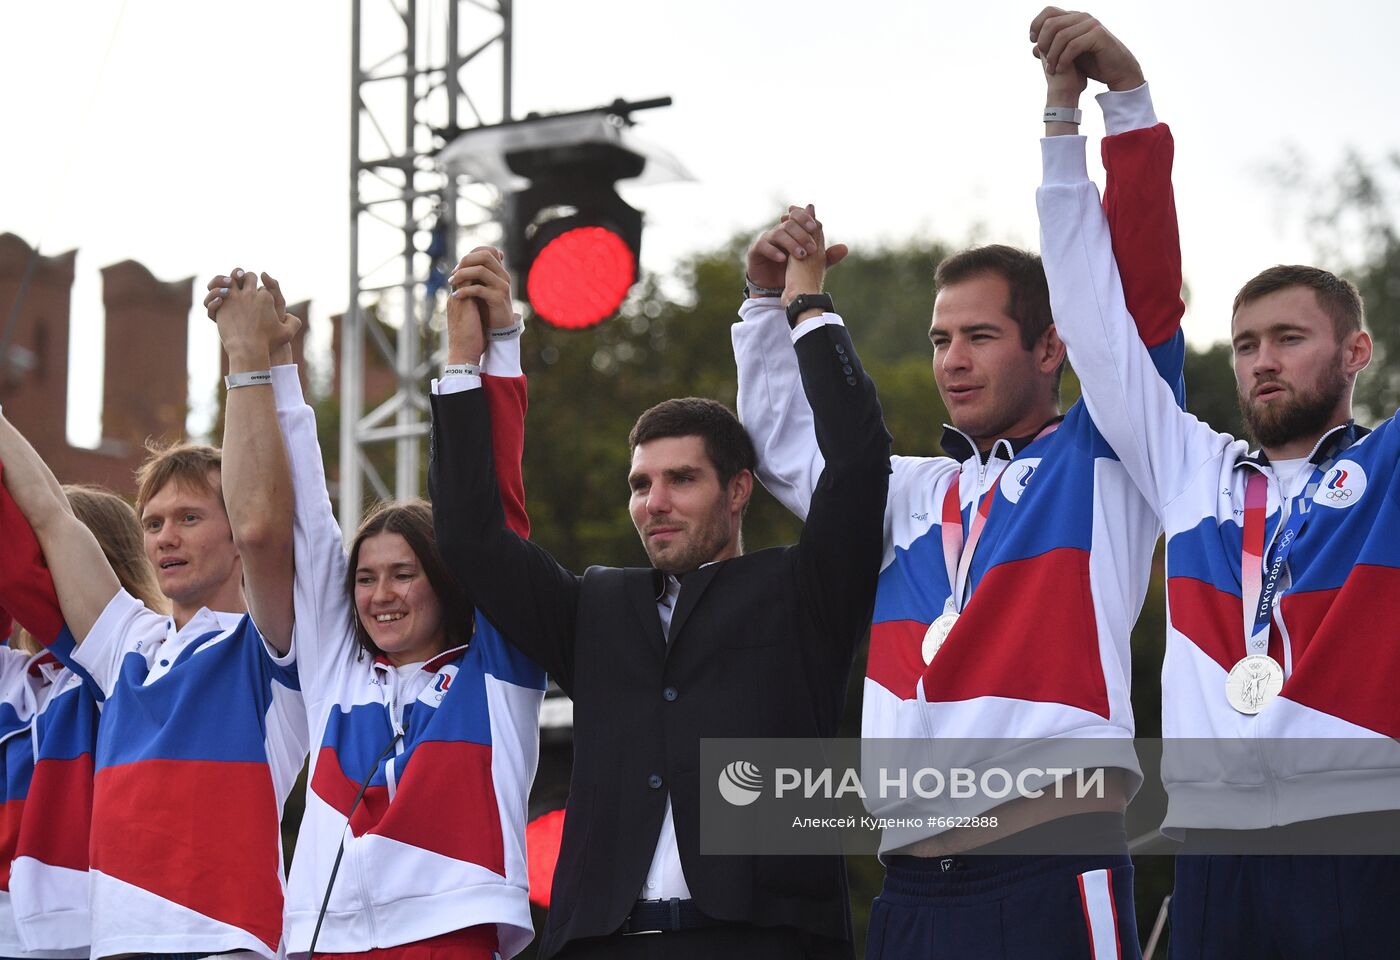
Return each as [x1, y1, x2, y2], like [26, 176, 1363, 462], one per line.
[444, 247, 516, 367]
[203, 269, 300, 369]
[746, 203, 848, 307]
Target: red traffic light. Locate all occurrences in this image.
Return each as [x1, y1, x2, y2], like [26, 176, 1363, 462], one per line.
[525, 225, 637, 330]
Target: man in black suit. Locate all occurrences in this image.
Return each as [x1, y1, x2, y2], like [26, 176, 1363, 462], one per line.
[428, 207, 890, 959]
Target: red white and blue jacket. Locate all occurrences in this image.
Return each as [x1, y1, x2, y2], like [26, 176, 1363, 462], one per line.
[0, 466, 101, 958]
[12, 653, 96, 957]
[1039, 126, 1400, 833]
[272, 341, 545, 958]
[0, 648, 79, 960]
[733, 87, 1184, 839]
[58, 559, 307, 957]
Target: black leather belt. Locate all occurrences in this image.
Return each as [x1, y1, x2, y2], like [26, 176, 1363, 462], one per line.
[620, 898, 720, 935]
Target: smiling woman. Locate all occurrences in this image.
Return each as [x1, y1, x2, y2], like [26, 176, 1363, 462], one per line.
[346, 501, 470, 666]
[209, 263, 547, 959]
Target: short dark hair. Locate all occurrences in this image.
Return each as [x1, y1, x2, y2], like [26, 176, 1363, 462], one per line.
[1232, 265, 1364, 340]
[934, 245, 1053, 350]
[345, 499, 473, 658]
[628, 398, 757, 488]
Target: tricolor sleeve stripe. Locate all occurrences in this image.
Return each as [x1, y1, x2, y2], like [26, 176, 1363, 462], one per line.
[1076, 868, 1122, 960]
[482, 374, 529, 540]
[1102, 122, 1185, 353]
[1038, 134, 1229, 515]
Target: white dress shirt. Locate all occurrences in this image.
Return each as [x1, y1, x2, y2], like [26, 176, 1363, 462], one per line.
[638, 573, 694, 901]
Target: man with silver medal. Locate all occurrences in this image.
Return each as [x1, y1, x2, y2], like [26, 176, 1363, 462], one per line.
[734, 12, 1186, 956]
[1037, 9, 1400, 953]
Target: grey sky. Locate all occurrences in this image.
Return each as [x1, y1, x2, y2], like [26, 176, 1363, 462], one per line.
[3, 0, 1396, 444]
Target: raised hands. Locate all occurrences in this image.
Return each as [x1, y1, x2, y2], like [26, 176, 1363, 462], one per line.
[204, 269, 302, 368]
[445, 246, 514, 366]
[1029, 7, 1144, 93]
[746, 204, 848, 303]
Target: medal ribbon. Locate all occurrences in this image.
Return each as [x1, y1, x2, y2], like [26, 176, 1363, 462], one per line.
[939, 423, 1059, 614]
[1239, 460, 1332, 655]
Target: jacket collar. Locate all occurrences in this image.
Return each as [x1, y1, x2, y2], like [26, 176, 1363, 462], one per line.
[371, 642, 470, 674]
[637, 560, 727, 659]
[26, 650, 59, 680]
[1234, 420, 1368, 471]
[940, 416, 1065, 466]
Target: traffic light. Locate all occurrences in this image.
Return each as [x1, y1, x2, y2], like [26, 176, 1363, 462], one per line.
[504, 139, 645, 330]
[437, 98, 678, 331]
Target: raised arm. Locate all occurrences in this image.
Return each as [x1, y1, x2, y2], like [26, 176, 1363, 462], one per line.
[780, 209, 893, 674]
[212, 269, 299, 655]
[482, 363, 530, 539]
[445, 246, 531, 539]
[208, 267, 356, 688]
[0, 414, 117, 641]
[732, 210, 850, 520]
[429, 248, 579, 689]
[1033, 6, 1186, 390]
[1035, 89, 1225, 510]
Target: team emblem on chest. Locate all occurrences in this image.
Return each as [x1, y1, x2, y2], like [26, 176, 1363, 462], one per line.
[417, 664, 459, 707]
[999, 458, 1042, 505]
[1311, 459, 1366, 509]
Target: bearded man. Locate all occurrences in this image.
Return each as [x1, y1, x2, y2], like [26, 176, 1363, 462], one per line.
[1038, 52, 1400, 960]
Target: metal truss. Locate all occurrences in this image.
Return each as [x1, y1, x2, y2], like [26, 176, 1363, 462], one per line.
[344, 0, 512, 535]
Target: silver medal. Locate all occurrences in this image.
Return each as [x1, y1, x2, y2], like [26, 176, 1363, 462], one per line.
[922, 612, 959, 665]
[1225, 654, 1284, 714]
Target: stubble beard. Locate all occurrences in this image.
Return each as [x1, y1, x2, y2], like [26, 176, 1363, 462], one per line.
[948, 375, 1042, 448]
[1238, 362, 1347, 451]
[642, 510, 731, 576]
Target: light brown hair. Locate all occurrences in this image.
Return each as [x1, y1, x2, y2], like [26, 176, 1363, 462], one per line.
[1232, 265, 1365, 340]
[134, 440, 224, 516]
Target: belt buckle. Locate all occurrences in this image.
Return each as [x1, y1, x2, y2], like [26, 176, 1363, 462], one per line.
[621, 897, 681, 936]
[621, 912, 663, 937]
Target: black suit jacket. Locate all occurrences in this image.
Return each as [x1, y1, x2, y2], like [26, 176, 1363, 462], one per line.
[428, 319, 890, 959]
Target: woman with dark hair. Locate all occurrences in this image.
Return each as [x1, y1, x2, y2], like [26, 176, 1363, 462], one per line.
[342, 500, 475, 661]
[0, 477, 165, 957]
[207, 259, 543, 960]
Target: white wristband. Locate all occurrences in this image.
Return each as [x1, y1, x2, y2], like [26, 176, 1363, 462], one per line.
[744, 274, 785, 299]
[225, 370, 272, 390]
[1043, 106, 1083, 125]
[488, 314, 525, 341]
[443, 362, 482, 378]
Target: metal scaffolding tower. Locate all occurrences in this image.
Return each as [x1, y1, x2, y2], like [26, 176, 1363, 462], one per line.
[344, 0, 512, 536]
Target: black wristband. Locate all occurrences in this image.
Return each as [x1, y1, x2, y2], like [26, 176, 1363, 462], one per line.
[784, 293, 834, 328]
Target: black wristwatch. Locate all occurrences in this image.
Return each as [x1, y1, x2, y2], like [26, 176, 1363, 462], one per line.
[785, 292, 834, 327]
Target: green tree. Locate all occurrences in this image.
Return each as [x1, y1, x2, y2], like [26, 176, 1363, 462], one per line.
[1270, 148, 1400, 421]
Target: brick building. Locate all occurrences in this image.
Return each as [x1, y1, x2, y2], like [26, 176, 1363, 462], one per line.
[0, 231, 192, 493]
[0, 231, 314, 497]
